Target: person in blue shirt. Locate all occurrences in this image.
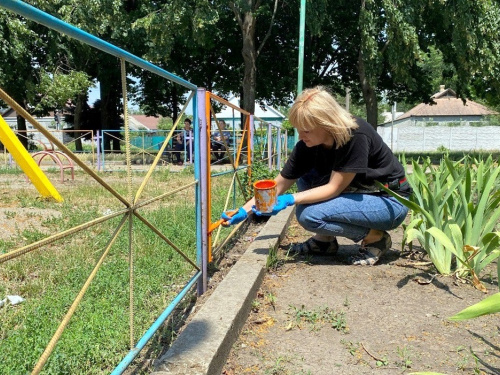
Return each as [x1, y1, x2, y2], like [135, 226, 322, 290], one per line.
[221, 86, 410, 266]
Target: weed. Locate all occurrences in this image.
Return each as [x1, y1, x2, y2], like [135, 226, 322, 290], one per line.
[328, 310, 348, 333]
[341, 340, 360, 357]
[251, 299, 262, 312]
[376, 356, 389, 367]
[264, 355, 290, 375]
[20, 228, 46, 243]
[265, 292, 276, 309]
[455, 346, 469, 371]
[396, 345, 413, 369]
[469, 347, 482, 375]
[4, 211, 16, 219]
[287, 305, 348, 333]
[267, 245, 280, 269]
[343, 296, 350, 307]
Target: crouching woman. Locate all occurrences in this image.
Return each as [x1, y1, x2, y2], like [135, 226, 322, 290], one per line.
[221, 86, 411, 265]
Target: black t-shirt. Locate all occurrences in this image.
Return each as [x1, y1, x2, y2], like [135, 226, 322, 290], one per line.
[280, 117, 410, 195]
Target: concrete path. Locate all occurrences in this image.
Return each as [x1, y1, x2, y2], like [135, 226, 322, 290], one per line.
[152, 206, 295, 375]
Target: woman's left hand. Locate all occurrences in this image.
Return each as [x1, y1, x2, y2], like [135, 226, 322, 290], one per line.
[252, 194, 295, 216]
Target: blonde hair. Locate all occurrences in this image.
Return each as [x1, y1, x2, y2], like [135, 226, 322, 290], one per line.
[288, 86, 358, 148]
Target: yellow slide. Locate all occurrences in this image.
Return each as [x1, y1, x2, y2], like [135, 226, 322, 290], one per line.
[0, 114, 62, 202]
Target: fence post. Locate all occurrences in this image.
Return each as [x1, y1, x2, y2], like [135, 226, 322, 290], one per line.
[250, 114, 254, 165]
[285, 129, 289, 160]
[95, 130, 101, 171]
[276, 127, 281, 169]
[267, 123, 272, 170]
[196, 88, 208, 295]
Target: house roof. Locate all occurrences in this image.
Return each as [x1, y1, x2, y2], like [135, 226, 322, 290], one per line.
[216, 96, 286, 121]
[397, 86, 498, 121]
[129, 115, 161, 130]
[1, 108, 17, 117]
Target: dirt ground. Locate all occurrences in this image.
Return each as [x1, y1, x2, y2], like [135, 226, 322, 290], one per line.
[221, 217, 500, 375]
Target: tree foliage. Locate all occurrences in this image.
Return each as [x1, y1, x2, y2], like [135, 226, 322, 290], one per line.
[2, 0, 500, 137]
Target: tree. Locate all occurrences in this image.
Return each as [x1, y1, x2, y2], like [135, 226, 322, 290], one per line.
[228, 0, 279, 114]
[57, 0, 153, 152]
[0, 3, 93, 148]
[422, 0, 500, 107]
[133, 0, 288, 126]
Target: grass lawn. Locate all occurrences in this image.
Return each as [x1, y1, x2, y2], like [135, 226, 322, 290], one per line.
[0, 166, 245, 374]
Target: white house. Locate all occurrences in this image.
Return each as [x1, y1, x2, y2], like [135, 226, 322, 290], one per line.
[383, 86, 497, 128]
[378, 86, 500, 152]
[0, 107, 68, 147]
[213, 96, 286, 130]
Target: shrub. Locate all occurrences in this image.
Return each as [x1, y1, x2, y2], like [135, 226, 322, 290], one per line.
[380, 155, 500, 290]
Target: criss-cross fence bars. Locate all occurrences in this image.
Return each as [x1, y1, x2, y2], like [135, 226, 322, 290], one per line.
[96, 129, 195, 171]
[205, 92, 289, 261]
[0, 1, 204, 374]
[205, 92, 252, 263]
[0, 129, 96, 168]
[0, 1, 289, 374]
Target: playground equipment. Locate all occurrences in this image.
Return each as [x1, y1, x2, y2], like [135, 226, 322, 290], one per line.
[0, 112, 63, 202]
[31, 140, 75, 183]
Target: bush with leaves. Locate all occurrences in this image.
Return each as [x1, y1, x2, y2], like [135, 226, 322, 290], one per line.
[380, 155, 500, 290]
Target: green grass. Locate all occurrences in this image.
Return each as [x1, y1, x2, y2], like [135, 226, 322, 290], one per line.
[0, 167, 245, 374]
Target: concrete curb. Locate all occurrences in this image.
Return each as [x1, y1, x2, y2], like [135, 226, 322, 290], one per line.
[152, 206, 295, 375]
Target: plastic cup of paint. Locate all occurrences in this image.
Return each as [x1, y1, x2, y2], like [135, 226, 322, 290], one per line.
[253, 179, 277, 214]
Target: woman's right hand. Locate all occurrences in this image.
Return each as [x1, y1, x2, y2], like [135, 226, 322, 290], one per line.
[221, 207, 247, 226]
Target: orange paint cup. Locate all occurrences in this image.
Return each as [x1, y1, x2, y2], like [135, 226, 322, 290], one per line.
[253, 180, 277, 214]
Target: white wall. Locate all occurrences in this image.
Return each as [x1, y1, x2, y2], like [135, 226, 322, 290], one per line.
[378, 125, 500, 152]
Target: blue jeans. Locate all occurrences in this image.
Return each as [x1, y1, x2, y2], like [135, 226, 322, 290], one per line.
[295, 170, 409, 242]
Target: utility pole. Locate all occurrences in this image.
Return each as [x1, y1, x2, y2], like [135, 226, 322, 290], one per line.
[295, 0, 306, 144]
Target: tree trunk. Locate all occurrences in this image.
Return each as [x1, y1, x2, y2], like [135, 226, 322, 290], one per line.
[172, 85, 178, 122]
[99, 65, 121, 153]
[358, 51, 378, 128]
[16, 113, 28, 150]
[241, 11, 257, 125]
[73, 93, 86, 152]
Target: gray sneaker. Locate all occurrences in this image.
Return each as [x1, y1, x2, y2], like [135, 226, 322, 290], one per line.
[350, 231, 392, 266]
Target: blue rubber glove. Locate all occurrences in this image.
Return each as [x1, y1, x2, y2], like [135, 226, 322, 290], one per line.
[221, 207, 247, 226]
[252, 194, 295, 216]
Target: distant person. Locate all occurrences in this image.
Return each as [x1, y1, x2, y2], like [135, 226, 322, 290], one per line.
[220, 86, 411, 266]
[211, 120, 231, 162]
[173, 118, 192, 165]
[54, 110, 61, 130]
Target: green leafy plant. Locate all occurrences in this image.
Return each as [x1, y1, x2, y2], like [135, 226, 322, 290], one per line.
[449, 292, 500, 321]
[396, 345, 413, 369]
[379, 155, 500, 288]
[266, 245, 280, 270]
[286, 305, 348, 333]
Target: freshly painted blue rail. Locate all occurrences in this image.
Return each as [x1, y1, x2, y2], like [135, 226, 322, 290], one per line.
[0, 0, 196, 90]
[110, 272, 201, 375]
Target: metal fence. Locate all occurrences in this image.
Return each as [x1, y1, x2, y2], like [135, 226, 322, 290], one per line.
[0, 2, 290, 374]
